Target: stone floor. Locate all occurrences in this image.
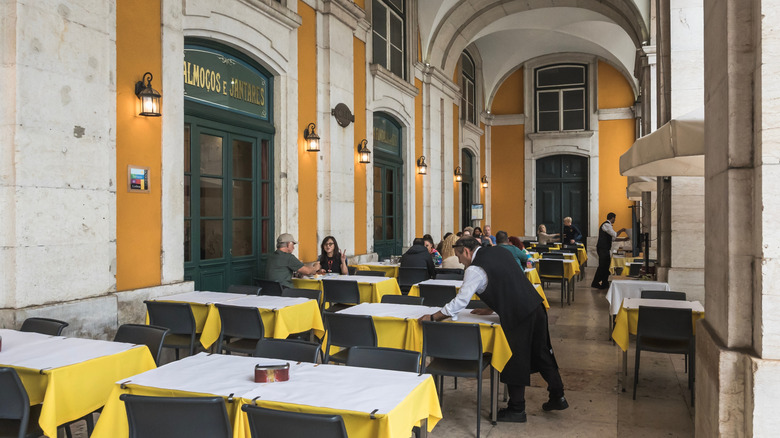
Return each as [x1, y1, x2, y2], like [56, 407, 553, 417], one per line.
[428, 268, 695, 437]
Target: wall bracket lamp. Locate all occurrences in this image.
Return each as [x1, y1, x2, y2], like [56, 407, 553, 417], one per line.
[454, 166, 463, 182]
[357, 139, 371, 163]
[304, 123, 320, 152]
[134, 72, 162, 117]
[481, 175, 489, 188]
[417, 156, 428, 175]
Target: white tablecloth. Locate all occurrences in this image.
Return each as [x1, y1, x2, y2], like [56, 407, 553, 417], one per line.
[222, 295, 310, 310]
[156, 291, 249, 305]
[621, 298, 704, 312]
[415, 279, 463, 287]
[338, 302, 441, 319]
[606, 280, 671, 315]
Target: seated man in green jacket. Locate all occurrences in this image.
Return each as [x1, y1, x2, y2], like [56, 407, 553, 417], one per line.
[265, 233, 320, 288]
[496, 230, 531, 268]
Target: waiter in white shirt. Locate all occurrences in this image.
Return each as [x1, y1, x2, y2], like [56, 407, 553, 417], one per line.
[591, 212, 629, 289]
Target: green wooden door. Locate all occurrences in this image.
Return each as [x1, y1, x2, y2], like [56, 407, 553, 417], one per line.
[373, 157, 403, 259]
[536, 155, 588, 239]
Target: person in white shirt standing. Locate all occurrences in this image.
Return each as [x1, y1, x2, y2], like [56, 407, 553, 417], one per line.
[591, 212, 629, 289]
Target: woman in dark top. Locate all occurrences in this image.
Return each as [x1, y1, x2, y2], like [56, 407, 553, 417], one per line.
[317, 236, 348, 275]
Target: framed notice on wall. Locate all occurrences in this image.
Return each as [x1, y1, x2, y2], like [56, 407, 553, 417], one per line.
[471, 204, 484, 221]
[128, 165, 150, 193]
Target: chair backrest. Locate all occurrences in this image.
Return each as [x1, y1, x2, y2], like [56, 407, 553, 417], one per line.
[380, 294, 424, 305]
[537, 258, 564, 277]
[281, 288, 322, 302]
[241, 404, 347, 438]
[418, 284, 457, 307]
[120, 394, 231, 438]
[345, 346, 421, 373]
[322, 280, 361, 306]
[323, 313, 377, 350]
[637, 306, 693, 342]
[628, 263, 642, 277]
[562, 244, 579, 251]
[0, 367, 30, 438]
[534, 244, 550, 254]
[255, 279, 284, 296]
[397, 267, 430, 288]
[215, 304, 265, 340]
[254, 339, 321, 363]
[144, 301, 196, 336]
[421, 321, 482, 362]
[435, 272, 464, 281]
[19, 317, 69, 336]
[353, 270, 386, 277]
[640, 290, 687, 301]
[227, 285, 262, 295]
[542, 252, 564, 259]
[113, 324, 170, 366]
[347, 266, 358, 275]
[522, 240, 533, 249]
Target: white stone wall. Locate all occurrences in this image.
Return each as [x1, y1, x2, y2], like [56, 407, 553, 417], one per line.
[668, 176, 704, 302]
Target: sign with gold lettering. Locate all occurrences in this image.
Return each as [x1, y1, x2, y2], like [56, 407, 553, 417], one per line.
[184, 46, 269, 120]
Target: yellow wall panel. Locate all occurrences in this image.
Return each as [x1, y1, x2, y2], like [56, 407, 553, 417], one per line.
[415, 79, 424, 236]
[490, 124, 525, 236]
[116, 0, 162, 290]
[597, 61, 635, 109]
[598, 119, 635, 231]
[298, 2, 318, 262]
[491, 68, 524, 115]
[354, 37, 367, 255]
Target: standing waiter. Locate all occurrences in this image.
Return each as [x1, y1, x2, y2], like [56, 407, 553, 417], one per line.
[418, 236, 567, 422]
[591, 212, 629, 289]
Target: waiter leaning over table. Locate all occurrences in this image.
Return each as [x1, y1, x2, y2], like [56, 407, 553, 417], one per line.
[418, 236, 568, 423]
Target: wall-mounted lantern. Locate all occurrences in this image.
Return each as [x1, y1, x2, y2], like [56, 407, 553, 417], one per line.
[481, 175, 489, 188]
[454, 166, 463, 182]
[357, 139, 371, 164]
[417, 156, 428, 175]
[304, 123, 320, 152]
[134, 72, 162, 117]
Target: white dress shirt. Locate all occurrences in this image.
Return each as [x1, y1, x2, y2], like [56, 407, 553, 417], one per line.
[441, 247, 488, 318]
[601, 220, 618, 239]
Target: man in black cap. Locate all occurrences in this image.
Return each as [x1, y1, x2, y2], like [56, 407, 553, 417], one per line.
[419, 236, 567, 422]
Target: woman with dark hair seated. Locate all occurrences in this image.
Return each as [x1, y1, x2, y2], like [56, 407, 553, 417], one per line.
[317, 236, 348, 275]
[423, 234, 443, 266]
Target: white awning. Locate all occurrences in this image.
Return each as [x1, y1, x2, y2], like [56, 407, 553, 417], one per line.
[620, 108, 704, 177]
[626, 176, 656, 200]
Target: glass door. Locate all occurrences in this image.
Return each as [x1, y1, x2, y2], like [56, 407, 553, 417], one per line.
[373, 159, 402, 259]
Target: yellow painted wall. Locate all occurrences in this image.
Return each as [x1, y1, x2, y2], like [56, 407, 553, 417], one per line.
[597, 61, 635, 109]
[354, 0, 364, 9]
[415, 79, 424, 236]
[491, 68, 524, 115]
[353, 37, 367, 255]
[116, 0, 162, 290]
[478, 122, 486, 229]
[490, 125, 525, 236]
[453, 104, 460, 231]
[298, 2, 318, 262]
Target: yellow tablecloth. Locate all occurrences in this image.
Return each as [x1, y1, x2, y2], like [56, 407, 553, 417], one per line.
[407, 283, 550, 311]
[1, 335, 156, 438]
[611, 306, 705, 351]
[351, 263, 399, 278]
[610, 255, 637, 276]
[293, 276, 401, 303]
[526, 268, 541, 284]
[577, 247, 588, 265]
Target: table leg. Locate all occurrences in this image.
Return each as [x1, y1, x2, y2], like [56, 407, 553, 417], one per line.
[418, 418, 428, 438]
[491, 368, 499, 425]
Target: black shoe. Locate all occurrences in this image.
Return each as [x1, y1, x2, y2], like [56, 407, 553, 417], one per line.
[542, 396, 569, 411]
[497, 408, 527, 423]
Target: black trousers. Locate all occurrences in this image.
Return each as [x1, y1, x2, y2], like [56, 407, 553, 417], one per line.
[503, 305, 564, 411]
[591, 249, 611, 288]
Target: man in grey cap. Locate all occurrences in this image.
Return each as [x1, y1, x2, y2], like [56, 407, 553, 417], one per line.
[265, 233, 321, 288]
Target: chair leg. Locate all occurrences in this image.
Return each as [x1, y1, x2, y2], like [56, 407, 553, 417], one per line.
[476, 370, 482, 438]
[633, 347, 641, 400]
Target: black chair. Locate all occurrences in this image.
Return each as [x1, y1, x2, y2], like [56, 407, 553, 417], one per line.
[534, 244, 550, 254]
[0, 367, 43, 438]
[144, 301, 198, 360]
[120, 394, 231, 438]
[282, 287, 322, 302]
[242, 404, 347, 438]
[255, 279, 284, 296]
[19, 317, 69, 336]
[322, 313, 377, 364]
[346, 346, 421, 373]
[421, 321, 493, 438]
[537, 259, 569, 307]
[541, 252, 565, 259]
[436, 268, 464, 275]
[114, 324, 170, 365]
[254, 339, 321, 363]
[227, 285, 262, 295]
[380, 294, 424, 305]
[633, 306, 695, 406]
[322, 280, 361, 312]
[347, 266, 358, 275]
[641, 290, 686, 301]
[418, 284, 457, 307]
[435, 272, 464, 281]
[353, 269, 386, 277]
[522, 240, 534, 249]
[397, 267, 430, 294]
[562, 244, 579, 251]
[214, 304, 265, 355]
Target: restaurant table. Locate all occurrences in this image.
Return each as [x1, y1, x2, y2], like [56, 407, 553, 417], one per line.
[293, 274, 402, 303]
[605, 280, 671, 316]
[0, 329, 156, 438]
[149, 292, 325, 349]
[351, 262, 400, 278]
[610, 254, 638, 276]
[407, 279, 550, 310]
[91, 353, 442, 438]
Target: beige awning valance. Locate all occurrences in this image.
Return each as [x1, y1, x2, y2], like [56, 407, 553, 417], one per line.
[626, 176, 656, 200]
[620, 108, 704, 177]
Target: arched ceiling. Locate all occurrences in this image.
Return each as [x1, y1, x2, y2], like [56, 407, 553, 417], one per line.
[418, 0, 649, 108]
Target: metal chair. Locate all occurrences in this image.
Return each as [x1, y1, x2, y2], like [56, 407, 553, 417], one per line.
[254, 339, 321, 363]
[255, 279, 284, 296]
[418, 284, 457, 307]
[346, 346, 421, 373]
[380, 294, 424, 305]
[353, 269, 386, 277]
[633, 306, 695, 406]
[397, 267, 430, 294]
[541, 252, 565, 259]
[435, 272, 464, 281]
[0, 367, 42, 438]
[421, 321, 494, 438]
[322, 313, 377, 364]
[214, 304, 265, 355]
[114, 324, 170, 365]
[227, 285, 262, 295]
[322, 279, 361, 312]
[534, 244, 550, 254]
[144, 301, 198, 360]
[537, 259, 569, 307]
[641, 290, 686, 301]
[281, 287, 322, 302]
[19, 317, 69, 336]
[347, 266, 358, 275]
[119, 394, 231, 438]
[241, 404, 347, 438]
